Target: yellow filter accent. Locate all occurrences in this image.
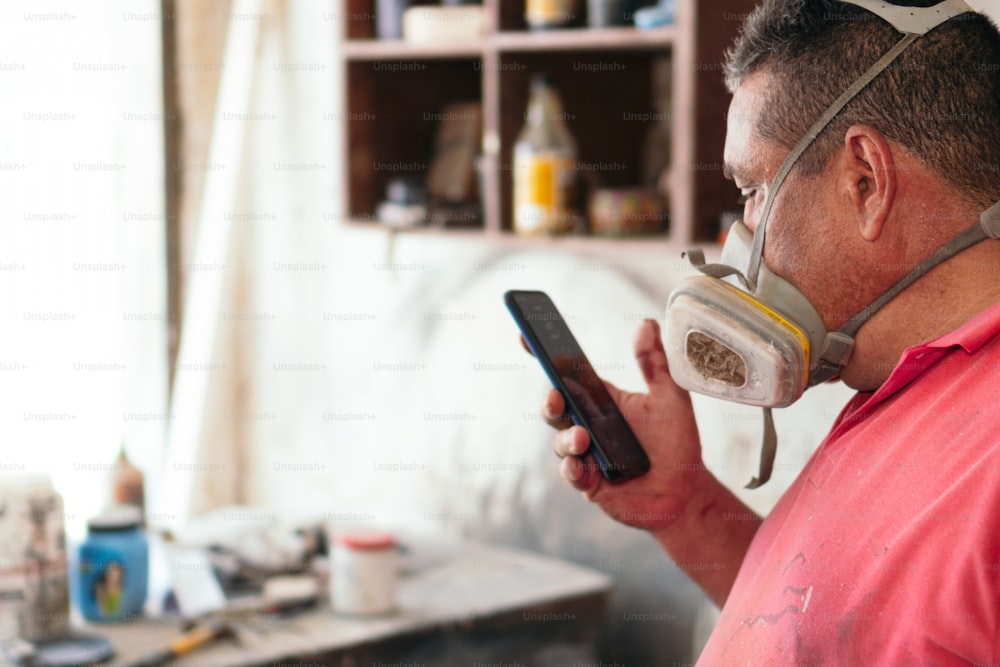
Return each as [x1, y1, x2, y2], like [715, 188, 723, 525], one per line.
[722, 280, 811, 383]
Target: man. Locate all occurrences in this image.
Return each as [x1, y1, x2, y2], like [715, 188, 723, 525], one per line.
[542, 0, 1000, 662]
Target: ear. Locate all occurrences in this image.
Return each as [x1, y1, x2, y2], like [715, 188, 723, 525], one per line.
[842, 125, 896, 242]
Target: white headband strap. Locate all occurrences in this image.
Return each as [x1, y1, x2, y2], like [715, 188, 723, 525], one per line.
[839, 0, 974, 36]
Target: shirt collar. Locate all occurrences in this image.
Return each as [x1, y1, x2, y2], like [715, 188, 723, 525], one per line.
[922, 298, 1000, 354]
[859, 299, 1000, 408]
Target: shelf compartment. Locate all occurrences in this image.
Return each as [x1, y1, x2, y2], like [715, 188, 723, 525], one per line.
[494, 51, 670, 235]
[344, 59, 483, 224]
[337, 0, 761, 248]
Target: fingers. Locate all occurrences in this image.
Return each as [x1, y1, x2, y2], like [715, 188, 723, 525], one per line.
[542, 388, 573, 430]
[634, 318, 680, 394]
[544, 395, 600, 491]
[555, 427, 602, 491]
[519, 334, 533, 356]
[559, 454, 601, 491]
[552, 424, 589, 459]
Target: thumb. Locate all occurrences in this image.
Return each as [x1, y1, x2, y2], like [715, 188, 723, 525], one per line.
[634, 318, 682, 395]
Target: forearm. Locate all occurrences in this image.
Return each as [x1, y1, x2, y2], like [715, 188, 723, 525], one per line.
[650, 469, 762, 608]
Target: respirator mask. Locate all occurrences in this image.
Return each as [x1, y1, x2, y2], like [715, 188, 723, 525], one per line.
[664, 0, 1000, 487]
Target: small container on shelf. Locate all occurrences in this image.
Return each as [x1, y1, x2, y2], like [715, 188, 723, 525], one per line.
[588, 186, 667, 236]
[526, 0, 581, 30]
[634, 0, 677, 29]
[377, 178, 427, 228]
[426, 102, 482, 204]
[376, 0, 411, 40]
[587, 0, 635, 27]
[402, 5, 486, 44]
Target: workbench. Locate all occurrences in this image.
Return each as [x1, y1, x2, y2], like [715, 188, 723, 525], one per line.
[88, 542, 613, 666]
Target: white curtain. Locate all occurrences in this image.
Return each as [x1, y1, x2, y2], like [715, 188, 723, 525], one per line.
[0, 0, 167, 539]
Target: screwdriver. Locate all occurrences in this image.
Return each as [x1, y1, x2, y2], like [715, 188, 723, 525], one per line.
[119, 622, 233, 667]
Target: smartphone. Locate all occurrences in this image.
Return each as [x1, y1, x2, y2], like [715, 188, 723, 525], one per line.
[505, 290, 650, 482]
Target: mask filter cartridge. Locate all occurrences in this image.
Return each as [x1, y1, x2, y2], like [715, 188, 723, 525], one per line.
[666, 276, 810, 408]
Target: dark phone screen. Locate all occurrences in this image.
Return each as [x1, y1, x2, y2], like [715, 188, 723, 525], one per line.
[508, 291, 649, 479]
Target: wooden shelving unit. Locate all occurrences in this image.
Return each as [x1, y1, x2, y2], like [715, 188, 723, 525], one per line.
[492, 25, 677, 51]
[337, 0, 757, 249]
[341, 40, 486, 60]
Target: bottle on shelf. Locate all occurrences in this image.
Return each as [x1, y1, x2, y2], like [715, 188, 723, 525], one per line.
[513, 74, 579, 236]
[376, 0, 411, 39]
[587, 0, 635, 28]
[525, 0, 579, 30]
[111, 440, 145, 523]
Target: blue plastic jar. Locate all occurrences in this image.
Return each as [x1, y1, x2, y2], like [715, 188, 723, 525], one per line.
[77, 505, 148, 622]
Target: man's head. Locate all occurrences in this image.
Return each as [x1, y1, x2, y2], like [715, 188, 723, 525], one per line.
[719, 0, 1000, 390]
[724, 0, 1000, 209]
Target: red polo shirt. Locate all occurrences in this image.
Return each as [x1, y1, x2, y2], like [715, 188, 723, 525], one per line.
[698, 300, 1000, 665]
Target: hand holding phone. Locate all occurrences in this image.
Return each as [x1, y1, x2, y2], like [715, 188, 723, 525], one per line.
[505, 290, 650, 482]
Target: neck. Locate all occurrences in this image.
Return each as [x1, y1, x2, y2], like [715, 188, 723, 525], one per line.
[840, 236, 1000, 391]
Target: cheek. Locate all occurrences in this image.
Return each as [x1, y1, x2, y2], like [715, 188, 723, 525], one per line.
[761, 197, 842, 327]
[760, 196, 808, 280]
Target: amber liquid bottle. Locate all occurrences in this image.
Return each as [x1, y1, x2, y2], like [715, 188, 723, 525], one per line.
[513, 75, 578, 235]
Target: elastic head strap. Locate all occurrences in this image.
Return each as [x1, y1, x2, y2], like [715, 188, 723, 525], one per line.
[744, 0, 974, 289]
[841, 0, 974, 35]
[838, 200, 1000, 337]
[745, 407, 777, 489]
[981, 200, 1000, 239]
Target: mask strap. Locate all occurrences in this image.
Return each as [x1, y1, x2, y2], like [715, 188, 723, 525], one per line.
[745, 408, 777, 489]
[682, 249, 751, 290]
[838, 200, 1000, 338]
[841, 0, 974, 35]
